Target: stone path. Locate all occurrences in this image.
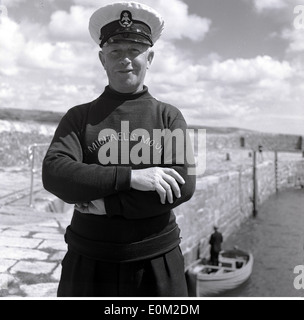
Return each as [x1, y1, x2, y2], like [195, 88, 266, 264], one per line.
[0, 205, 72, 298]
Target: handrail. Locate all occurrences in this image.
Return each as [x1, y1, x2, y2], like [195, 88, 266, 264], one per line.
[27, 143, 50, 207]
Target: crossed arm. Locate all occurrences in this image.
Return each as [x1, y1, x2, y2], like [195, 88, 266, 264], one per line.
[42, 108, 196, 220]
[75, 167, 186, 215]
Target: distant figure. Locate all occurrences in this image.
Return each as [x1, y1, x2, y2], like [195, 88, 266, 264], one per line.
[209, 226, 223, 266]
[258, 145, 264, 162]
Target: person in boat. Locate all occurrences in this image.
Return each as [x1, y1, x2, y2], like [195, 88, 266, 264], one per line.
[209, 225, 223, 266]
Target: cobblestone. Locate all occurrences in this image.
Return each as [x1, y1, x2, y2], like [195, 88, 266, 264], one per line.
[0, 236, 43, 249]
[32, 233, 64, 241]
[51, 264, 62, 282]
[49, 251, 66, 261]
[0, 247, 49, 261]
[38, 240, 67, 252]
[0, 180, 72, 298]
[0, 260, 17, 273]
[0, 230, 30, 238]
[20, 283, 58, 297]
[11, 261, 57, 275]
[0, 274, 17, 293]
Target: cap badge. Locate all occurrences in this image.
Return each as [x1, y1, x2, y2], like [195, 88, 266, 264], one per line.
[119, 10, 133, 28]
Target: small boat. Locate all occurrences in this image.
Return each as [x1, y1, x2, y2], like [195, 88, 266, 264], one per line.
[186, 248, 254, 297]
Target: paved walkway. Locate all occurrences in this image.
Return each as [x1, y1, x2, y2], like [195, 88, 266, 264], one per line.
[0, 167, 73, 298]
[0, 205, 72, 298]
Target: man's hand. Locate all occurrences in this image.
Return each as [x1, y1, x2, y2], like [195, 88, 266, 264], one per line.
[75, 198, 106, 215]
[131, 167, 185, 204]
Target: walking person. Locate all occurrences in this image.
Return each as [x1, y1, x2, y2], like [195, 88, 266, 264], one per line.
[42, 1, 196, 297]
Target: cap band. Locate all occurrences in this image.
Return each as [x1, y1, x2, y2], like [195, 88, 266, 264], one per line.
[99, 19, 153, 47]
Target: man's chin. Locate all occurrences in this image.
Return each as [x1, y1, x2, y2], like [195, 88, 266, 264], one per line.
[113, 82, 143, 93]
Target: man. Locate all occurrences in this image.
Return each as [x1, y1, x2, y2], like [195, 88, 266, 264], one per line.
[209, 225, 223, 266]
[42, 1, 196, 297]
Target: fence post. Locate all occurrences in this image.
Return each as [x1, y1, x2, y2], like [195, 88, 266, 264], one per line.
[28, 144, 36, 207]
[274, 151, 278, 193]
[253, 150, 258, 217]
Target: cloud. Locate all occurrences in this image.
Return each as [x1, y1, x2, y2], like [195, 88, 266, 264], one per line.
[243, 0, 300, 12]
[49, 5, 93, 42]
[146, 45, 298, 130]
[282, 28, 304, 52]
[72, 0, 211, 42]
[2, 0, 26, 8]
[252, 0, 287, 12]
[0, 16, 25, 75]
[0, 12, 103, 112]
[205, 56, 293, 83]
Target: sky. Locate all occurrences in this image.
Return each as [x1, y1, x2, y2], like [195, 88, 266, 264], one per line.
[0, 0, 304, 135]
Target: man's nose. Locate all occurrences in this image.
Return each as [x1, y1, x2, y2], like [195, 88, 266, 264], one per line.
[119, 55, 131, 65]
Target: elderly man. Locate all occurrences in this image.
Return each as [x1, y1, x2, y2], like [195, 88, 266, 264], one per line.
[42, 1, 196, 297]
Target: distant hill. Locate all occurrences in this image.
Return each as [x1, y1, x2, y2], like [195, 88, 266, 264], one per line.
[0, 108, 64, 124]
[0, 107, 302, 152]
[0, 108, 255, 133]
[0, 107, 253, 133]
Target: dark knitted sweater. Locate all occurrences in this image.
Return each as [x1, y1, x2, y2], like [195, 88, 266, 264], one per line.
[42, 86, 196, 262]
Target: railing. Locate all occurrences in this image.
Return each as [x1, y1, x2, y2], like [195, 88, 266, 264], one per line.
[27, 143, 50, 207]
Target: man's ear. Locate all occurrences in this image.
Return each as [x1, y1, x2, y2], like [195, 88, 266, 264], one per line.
[147, 49, 154, 69]
[99, 51, 106, 68]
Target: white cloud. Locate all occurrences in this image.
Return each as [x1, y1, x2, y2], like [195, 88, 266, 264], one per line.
[282, 28, 304, 52]
[49, 6, 93, 42]
[0, 16, 25, 75]
[72, 0, 211, 42]
[244, 0, 300, 12]
[2, 0, 26, 8]
[205, 56, 293, 83]
[146, 45, 300, 132]
[149, 0, 211, 42]
[252, 0, 287, 12]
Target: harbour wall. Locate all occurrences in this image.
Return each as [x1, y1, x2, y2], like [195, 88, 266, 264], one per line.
[176, 156, 304, 268]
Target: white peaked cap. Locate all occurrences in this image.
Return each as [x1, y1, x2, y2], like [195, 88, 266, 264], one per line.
[89, 1, 164, 47]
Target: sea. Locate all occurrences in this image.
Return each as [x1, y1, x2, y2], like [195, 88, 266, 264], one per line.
[220, 188, 304, 298]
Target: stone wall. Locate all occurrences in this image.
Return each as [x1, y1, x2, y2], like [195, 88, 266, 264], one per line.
[203, 130, 304, 152]
[176, 156, 304, 268]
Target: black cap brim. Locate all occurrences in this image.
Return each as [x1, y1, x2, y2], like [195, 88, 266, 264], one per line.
[99, 20, 153, 48]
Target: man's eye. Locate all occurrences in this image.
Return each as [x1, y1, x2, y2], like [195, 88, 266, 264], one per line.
[110, 50, 121, 56]
[130, 48, 140, 54]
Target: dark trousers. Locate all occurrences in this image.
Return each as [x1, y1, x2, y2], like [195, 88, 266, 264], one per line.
[57, 246, 188, 297]
[210, 250, 220, 266]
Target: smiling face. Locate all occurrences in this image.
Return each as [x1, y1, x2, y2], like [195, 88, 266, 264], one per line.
[99, 41, 154, 94]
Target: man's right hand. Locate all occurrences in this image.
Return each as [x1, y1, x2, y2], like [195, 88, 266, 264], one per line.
[130, 167, 185, 204]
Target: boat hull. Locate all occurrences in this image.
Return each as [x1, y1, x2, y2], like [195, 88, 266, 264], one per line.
[186, 250, 254, 297]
